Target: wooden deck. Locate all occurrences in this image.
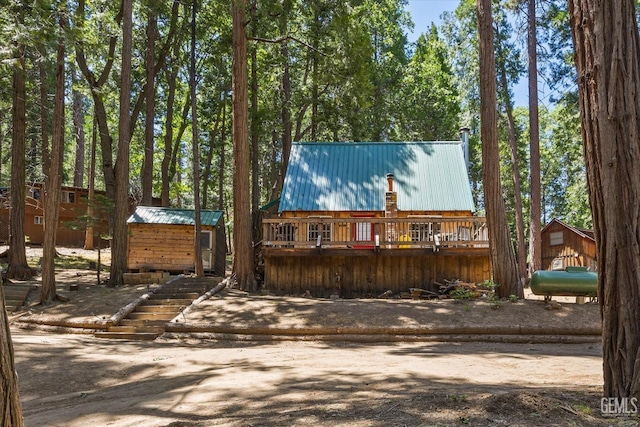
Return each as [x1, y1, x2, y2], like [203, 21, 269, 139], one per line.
[261, 216, 491, 297]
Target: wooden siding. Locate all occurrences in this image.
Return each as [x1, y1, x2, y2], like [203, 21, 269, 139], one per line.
[541, 221, 596, 271]
[1, 185, 110, 247]
[127, 223, 226, 276]
[264, 248, 490, 297]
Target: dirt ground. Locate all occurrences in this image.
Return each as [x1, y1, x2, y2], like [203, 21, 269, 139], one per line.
[3, 246, 633, 426]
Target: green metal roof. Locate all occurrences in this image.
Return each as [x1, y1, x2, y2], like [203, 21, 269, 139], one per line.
[279, 141, 475, 213]
[127, 206, 223, 226]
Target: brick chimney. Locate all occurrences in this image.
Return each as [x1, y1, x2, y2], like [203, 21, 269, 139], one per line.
[385, 173, 397, 243]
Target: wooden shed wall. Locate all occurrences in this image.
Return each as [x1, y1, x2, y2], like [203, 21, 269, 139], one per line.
[264, 250, 490, 298]
[541, 222, 597, 270]
[128, 223, 219, 273]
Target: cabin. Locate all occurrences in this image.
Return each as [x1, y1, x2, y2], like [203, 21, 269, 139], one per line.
[127, 206, 226, 276]
[261, 140, 491, 297]
[0, 183, 108, 247]
[541, 218, 596, 271]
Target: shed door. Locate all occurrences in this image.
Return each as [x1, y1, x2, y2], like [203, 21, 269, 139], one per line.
[201, 230, 212, 270]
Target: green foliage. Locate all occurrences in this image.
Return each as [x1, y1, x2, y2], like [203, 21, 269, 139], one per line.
[451, 287, 475, 301]
[0, 0, 595, 271]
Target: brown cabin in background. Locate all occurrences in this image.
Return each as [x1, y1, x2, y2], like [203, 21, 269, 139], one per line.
[127, 207, 227, 276]
[541, 218, 596, 271]
[0, 183, 109, 247]
[261, 140, 490, 297]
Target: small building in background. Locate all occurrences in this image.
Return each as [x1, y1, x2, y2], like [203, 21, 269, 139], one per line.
[0, 183, 109, 247]
[127, 206, 226, 276]
[541, 218, 596, 271]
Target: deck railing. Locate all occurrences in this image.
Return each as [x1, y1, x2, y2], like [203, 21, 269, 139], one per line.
[262, 216, 488, 250]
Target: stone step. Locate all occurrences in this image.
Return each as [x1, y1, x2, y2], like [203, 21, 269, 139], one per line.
[119, 319, 168, 328]
[128, 312, 176, 321]
[157, 285, 209, 292]
[94, 331, 160, 340]
[152, 291, 200, 300]
[135, 305, 186, 313]
[142, 298, 193, 306]
[107, 325, 165, 334]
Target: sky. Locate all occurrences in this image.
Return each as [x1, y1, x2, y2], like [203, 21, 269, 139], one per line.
[405, 0, 530, 106]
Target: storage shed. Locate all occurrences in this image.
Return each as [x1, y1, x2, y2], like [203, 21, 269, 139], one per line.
[127, 207, 226, 276]
[541, 218, 596, 271]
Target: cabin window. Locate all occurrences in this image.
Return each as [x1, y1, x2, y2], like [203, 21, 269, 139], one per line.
[62, 191, 75, 203]
[550, 231, 563, 246]
[410, 223, 433, 241]
[34, 216, 44, 225]
[308, 223, 331, 242]
[29, 188, 41, 200]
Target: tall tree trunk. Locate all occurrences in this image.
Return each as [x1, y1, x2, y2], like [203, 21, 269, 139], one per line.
[191, 0, 204, 277]
[496, 41, 526, 295]
[476, 0, 519, 298]
[42, 31, 66, 305]
[72, 66, 86, 188]
[84, 113, 97, 250]
[232, 0, 256, 290]
[203, 98, 224, 209]
[0, 110, 3, 183]
[39, 52, 50, 179]
[74, 0, 121, 201]
[0, 280, 23, 427]
[218, 99, 227, 211]
[141, 9, 156, 206]
[110, 0, 133, 287]
[250, 1, 260, 237]
[278, 0, 292, 195]
[311, 1, 320, 141]
[161, 66, 178, 207]
[569, 0, 640, 399]
[7, 52, 32, 281]
[528, 0, 542, 276]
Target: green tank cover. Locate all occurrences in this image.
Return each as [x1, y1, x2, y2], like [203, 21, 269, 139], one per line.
[530, 267, 597, 297]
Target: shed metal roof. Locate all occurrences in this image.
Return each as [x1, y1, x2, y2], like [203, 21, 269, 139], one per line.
[127, 206, 223, 226]
[279, 141, 475, 213]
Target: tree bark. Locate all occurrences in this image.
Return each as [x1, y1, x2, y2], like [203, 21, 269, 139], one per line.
[84, 113, 97, 250]
[42, 31, 66, 305]
[110, 0, 133, 287]
[528, 0, 542, 277]
[161, 65, 178, 207]
[0, 281, 24, 427]
[203, 98, 224, 209]
[476, 0, 519, 298]
[250, 1, 260, 234]
[7, 51, 32, 281]
[496, 39, 526, 296]
[232, 0, 256, 290]
[191, 0, 204, 277]
[141, 9, 156, 206]
[39, 51, 50, 179]
[72, 66, 86, 188]
[569, 0, 640, 399]
[278, 0, 293, 196]
[218, 99, 227, 211]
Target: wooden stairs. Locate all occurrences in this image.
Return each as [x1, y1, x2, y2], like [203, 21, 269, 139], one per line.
[2, 283, 33, 313]
[95, 277, 217, 341]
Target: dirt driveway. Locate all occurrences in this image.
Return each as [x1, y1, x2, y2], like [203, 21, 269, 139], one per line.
[14, 330, 609, 427]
